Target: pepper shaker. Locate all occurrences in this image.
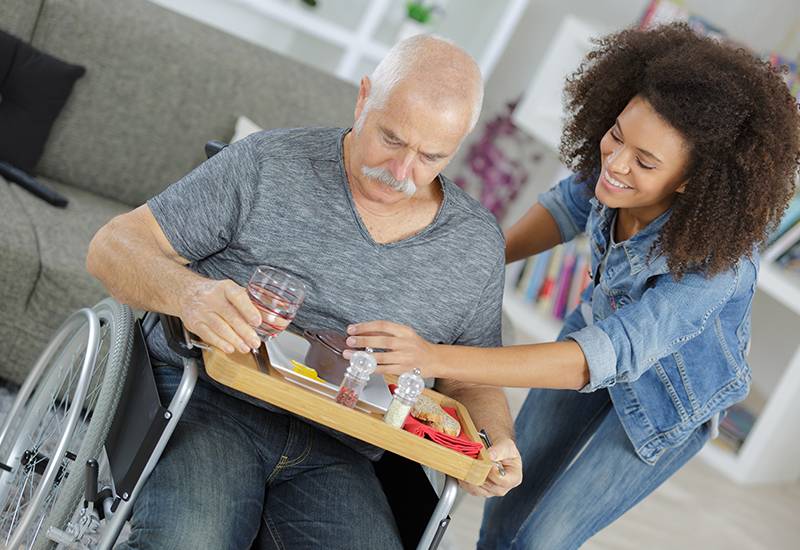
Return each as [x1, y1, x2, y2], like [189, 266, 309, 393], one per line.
[335, 350, 377, 408]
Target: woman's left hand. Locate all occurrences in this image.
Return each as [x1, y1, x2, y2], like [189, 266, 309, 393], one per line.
[343, 320, 440, 377]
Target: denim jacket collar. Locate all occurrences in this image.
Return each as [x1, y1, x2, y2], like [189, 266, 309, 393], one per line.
[589, 196, 671, 277]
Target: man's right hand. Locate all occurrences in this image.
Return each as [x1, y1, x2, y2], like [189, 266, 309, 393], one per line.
[178, 278, 262, 354]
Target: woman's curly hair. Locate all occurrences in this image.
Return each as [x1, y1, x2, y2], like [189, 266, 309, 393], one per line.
[560, 23, 800, 277]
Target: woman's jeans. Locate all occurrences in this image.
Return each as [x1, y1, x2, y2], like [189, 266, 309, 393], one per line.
[116, 366, 402, 550]
[478, 387, 710, 550]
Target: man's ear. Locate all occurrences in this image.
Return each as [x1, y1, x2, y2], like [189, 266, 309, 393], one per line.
[354, 76, 371, 122]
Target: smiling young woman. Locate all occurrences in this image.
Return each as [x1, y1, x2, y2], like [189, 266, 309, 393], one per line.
[344, 23, 800, 549]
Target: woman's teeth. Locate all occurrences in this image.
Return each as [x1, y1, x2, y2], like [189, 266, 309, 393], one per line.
[606, 172, 631, 189]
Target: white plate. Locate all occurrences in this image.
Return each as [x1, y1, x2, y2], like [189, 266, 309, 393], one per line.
[266, 330, 393, 414]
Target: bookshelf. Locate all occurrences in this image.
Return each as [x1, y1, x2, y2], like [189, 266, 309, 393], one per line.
[502, 252, 800, 484]
[148, 0, 529, 85]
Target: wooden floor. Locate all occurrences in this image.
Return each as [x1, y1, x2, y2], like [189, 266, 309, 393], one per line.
[440, 388, 800, 550]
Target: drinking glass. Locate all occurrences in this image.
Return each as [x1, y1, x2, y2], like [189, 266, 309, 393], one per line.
[247, 265, 308, 342]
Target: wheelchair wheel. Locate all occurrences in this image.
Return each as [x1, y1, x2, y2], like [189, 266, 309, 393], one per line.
[0, 298, 133, 549]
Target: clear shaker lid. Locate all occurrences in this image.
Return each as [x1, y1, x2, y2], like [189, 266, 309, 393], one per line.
[346, 350, 377, 380]
[395, 368, 424, 400]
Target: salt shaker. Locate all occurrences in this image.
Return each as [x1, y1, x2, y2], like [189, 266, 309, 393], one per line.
[384, 368, 424, 428]
[335, 350, 377, 408]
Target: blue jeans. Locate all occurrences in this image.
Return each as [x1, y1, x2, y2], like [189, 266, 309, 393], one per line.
[478, 388, 710, 550]
[117, 366, 402, 550]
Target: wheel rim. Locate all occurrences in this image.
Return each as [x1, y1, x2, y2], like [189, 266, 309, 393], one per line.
[0, 307, 115, 549]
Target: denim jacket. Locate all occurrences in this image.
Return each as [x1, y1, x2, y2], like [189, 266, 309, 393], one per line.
[538, 173, 754, 464]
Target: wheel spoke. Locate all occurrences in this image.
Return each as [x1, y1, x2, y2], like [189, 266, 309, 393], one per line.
[0, 316, 113, 548]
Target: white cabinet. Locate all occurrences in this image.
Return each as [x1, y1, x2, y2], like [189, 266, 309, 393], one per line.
[149, 0, 529, 85]
[503, 245, 800, 485]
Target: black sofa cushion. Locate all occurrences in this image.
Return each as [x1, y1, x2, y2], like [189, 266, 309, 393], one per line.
[0, 29, 85, 174]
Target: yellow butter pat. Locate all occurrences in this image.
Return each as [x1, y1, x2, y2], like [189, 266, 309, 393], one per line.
[290, 360, 326, 382]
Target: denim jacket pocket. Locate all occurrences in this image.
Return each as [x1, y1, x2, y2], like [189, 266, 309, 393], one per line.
[672, 350, 701, 413]
[651, 350, 704, 421]
[653, 360, 690, 422]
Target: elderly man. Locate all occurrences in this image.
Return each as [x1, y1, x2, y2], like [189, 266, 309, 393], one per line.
[87, 35, 521, 549]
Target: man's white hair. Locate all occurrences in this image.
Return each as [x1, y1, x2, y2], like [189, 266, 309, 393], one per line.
[354, 34, 484, 134]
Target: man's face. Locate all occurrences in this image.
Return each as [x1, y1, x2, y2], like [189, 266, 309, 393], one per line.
[350, 79, 470, 202]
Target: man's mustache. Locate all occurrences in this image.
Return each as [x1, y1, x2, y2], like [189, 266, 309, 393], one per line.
[361, 166, 417, 197]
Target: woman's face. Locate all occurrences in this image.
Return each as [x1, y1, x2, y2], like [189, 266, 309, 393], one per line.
[596, 95, 691, 224]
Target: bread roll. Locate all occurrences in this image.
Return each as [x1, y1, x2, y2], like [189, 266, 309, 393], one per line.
[411, 394, 461, 436]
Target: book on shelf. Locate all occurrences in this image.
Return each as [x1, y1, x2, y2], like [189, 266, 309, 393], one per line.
[553, 240, 578, 319]
[506, 259, 528, 289]
[537, 244, 564, 315]
[713, 403, 757, 453]
[524, 249, 553, 302]
[775, 237, 800, 273]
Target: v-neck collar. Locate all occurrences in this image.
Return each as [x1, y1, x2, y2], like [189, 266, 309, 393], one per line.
[337, 128, 448, 249]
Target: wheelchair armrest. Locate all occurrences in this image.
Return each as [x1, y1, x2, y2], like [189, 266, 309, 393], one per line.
[205, 140, 228, 159]
[158, 313, 203, 359]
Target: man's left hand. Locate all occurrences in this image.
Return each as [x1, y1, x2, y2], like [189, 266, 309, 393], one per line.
[459, 437, 522, 498]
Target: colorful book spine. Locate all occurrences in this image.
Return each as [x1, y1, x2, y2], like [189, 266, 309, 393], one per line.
[537, 245, 564, 314]
[552, 241, 578, 320]
[506, 259, 528, 290]
[525, 249, 553, 302]
[514, 256, 537, 294]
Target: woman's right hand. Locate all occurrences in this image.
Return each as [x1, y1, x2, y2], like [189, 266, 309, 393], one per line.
[178, 278, 262, 354]
[343, 320, 443, 378]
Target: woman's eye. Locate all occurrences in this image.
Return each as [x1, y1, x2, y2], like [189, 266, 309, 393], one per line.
[422, 155, 438, 163]
[636, 158, 655, 170]
[610, 131, 622, 143]
[383, 136, 401, 146]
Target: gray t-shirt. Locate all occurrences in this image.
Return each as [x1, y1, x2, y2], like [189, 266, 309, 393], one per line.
[146, 127, 505, 458]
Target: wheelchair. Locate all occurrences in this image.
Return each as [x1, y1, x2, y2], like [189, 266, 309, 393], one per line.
[0, 144, 460, 550]
[0, 301, 460, 550]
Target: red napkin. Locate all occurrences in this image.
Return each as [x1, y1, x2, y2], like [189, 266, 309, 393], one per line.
[389, 385, 484, 458]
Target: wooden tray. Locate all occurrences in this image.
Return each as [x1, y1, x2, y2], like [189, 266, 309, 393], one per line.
[203, 347, 493, 485]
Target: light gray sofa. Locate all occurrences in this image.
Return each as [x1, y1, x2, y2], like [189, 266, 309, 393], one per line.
[0, 0, 357, 384]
